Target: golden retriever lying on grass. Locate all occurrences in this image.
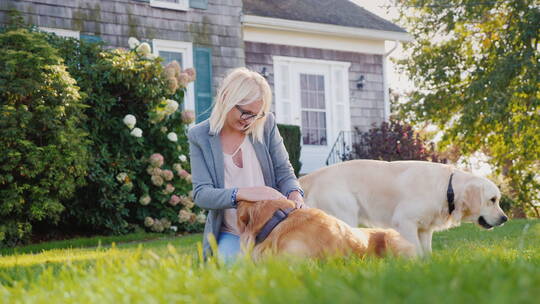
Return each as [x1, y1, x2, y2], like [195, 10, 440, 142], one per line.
[236, 199, 416, 261]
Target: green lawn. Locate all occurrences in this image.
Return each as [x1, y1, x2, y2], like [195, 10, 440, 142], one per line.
[1, 219, 539, 303]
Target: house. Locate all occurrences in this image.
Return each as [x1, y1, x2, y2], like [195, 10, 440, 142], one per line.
[0, 0, 410, 173]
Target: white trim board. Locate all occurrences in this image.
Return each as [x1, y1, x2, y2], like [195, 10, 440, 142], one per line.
[149, 0, 189, 11]
[273, 56, 351, 68]
[243, 25, 387, 54]
[242, 15, 413, 42]
[39, 27, 80, 39]
[152, 39, 195, 112]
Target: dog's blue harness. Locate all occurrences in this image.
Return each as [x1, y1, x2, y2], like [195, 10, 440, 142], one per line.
[255, 207, 296, 245]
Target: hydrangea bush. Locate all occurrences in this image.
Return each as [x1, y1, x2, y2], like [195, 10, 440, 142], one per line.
[46, 34, 204, 235]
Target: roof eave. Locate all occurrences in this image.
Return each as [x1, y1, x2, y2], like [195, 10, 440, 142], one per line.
[242, 15, 413, 42]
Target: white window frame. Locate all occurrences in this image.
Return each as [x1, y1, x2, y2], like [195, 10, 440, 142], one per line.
[149, 0, 189, 11]
[152, 39, 195, 113]
[39, 27, 80, 39]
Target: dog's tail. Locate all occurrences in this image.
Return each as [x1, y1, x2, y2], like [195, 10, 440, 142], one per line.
[367, 229, 417, 258]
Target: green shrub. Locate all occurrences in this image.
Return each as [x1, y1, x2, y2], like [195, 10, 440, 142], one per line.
[0, 29, 89, 246]
[277, 124, 302, 176]
[43, 34, 203, 235]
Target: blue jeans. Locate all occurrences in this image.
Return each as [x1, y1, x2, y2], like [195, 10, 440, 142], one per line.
[217, 232, 240, 262]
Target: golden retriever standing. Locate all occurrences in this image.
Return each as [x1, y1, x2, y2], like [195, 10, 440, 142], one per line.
[236, 199, 416, 261]
[299, 160, 508, 256]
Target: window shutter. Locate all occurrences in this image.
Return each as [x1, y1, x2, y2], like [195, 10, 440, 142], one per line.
[274, 62, 293, 125]
[194, 46, 213, 123]
[80, 34, 103, 43]
[190, 0, 208, 9]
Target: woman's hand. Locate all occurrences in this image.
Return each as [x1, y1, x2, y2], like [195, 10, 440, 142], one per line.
[236, 186, 286, 202]
[288, 190, 306, 209]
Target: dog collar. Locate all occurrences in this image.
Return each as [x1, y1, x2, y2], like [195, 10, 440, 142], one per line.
[255, 207, 296, 245]
[447, 173, 455, 214]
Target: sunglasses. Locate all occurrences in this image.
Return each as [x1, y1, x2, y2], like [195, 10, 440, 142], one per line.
[235, 105, 265, 121]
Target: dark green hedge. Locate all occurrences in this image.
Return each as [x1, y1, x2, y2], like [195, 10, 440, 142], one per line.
[277, 124, 302, 177]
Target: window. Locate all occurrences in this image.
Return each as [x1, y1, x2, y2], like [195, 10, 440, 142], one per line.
[300, 74, 327, 145]
[149, 0, 189, 11]
[152, 39, 194, 112]
[39, 27, 80, 39]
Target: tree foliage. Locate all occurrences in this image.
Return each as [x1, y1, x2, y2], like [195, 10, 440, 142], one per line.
[0, 29, 89, 246]
[393, 0, 540, 216]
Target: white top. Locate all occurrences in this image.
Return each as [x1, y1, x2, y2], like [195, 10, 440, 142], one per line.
[221, 136, 265, 235]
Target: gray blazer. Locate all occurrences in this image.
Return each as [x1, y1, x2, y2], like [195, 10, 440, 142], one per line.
[187, 113, 302, 257]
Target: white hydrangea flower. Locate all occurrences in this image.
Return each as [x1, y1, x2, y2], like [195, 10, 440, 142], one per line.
[170, 226, 178, 232]
[178, 154, 187, 162]
[167, 132, 178, 142]
[172, 163, 182, 174]
[123, 114, 136, 129]
[178, 209, 191, 223]
[128, 37, 140, 49]
[196, 212, 206, 224]
[136, 42, 151, 56]
[143, 53, 157, 60]
[164, 99, 179, 115]
[116, 172, 128, 183]
[144, 217, 154, 227]
[139, 195, 151, 206]
[130, 127, 143, 138]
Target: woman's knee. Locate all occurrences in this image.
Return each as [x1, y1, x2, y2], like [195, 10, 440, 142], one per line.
[217, 232, 240, 261]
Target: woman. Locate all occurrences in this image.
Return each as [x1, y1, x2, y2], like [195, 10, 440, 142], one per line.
[188, 67, 304, 261]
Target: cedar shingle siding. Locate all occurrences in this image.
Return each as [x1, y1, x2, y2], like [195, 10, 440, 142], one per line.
[0, 0, 245, 95]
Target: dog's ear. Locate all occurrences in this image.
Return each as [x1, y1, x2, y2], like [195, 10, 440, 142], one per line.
[463, 181, 483, 214]
[237, 201, 257, 252]
[236, 201, 252, 234]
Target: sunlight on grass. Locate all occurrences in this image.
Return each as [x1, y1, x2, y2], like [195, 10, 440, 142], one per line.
[0, 244, 130, 268]
[0, 220, 538, 303]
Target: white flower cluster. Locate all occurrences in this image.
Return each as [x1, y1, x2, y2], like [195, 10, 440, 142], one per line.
[177, 209, 205, 224]
[144, 217, 172, 232]
[123, 114, 142, 138]
[167, 132, 178, 142]
[151, 99, 179, 124]
[128, 37, 156, 60]
[139, 195, 151, 206]
[116, 172, 133, 191]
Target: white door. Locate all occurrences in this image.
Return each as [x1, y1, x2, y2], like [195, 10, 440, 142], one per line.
[292, 64, 333, 173]
[273, 57, 351, 174]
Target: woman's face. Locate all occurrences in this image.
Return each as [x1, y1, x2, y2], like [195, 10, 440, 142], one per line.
[224, 99, 264, 133]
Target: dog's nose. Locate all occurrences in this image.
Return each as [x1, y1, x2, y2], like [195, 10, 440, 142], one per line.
[500, 215, 508, 224]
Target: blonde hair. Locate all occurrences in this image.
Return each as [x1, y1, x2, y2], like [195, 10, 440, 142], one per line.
[209, 67, 272, 142]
